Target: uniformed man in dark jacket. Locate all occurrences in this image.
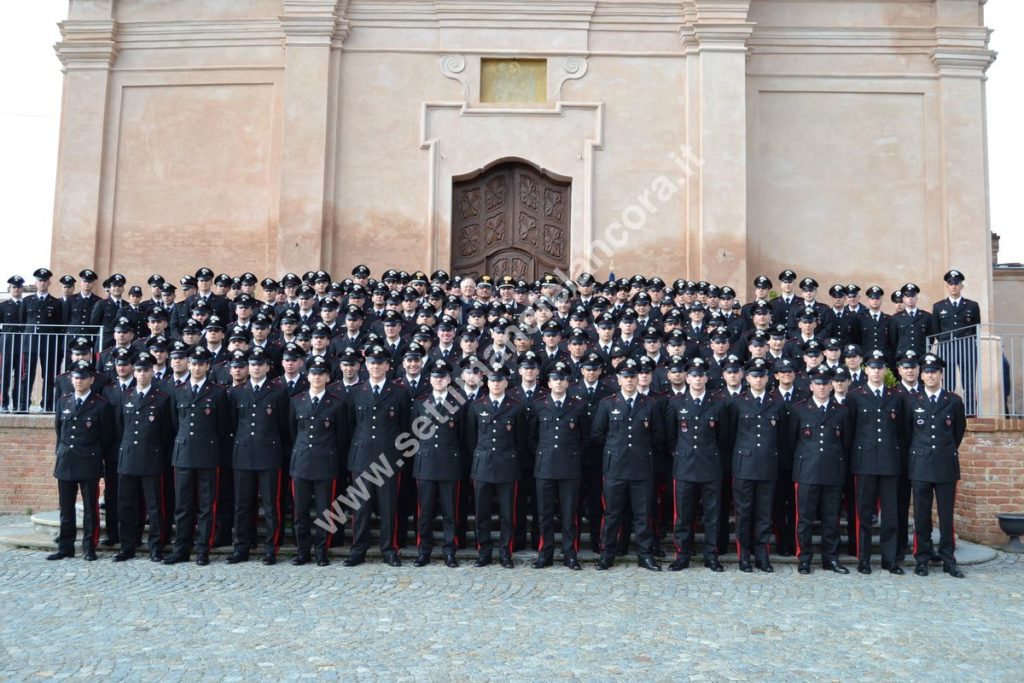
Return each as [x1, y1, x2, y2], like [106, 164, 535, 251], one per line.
[54, 336, 111, 405]
[410, 359, 464, 567]
[48, 360, 116, 561]
[288, 356, 345, 566]
[904, 353, 967, 578]
[590, 358, 667, 571]
[64, 268, 101, 339]
[112, 353, 174, 562]
[891, 350, 925, 564]
[888, 283, 931, 359]
[90, 273, 132, 349]
[1, 275, 26, 412]
[856, 286, 892, 367]
[664, 357, 732, 572]
[577, 351, 613, 553]
[465, 363, 528, 568]
[527, 361, 588, 570]
[228, 346, 291, 565]
[786, 364, 853, 575]
[342, 345, 411, 567]
[22, 268, 64, 411]
[845, 350, 906, 574]
[165, 346, 231, 566]
[931, 269, 981, 415]
[729, 357, 786, 572]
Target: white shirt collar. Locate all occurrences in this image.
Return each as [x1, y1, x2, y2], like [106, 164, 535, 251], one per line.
[309, 389, 325, 401]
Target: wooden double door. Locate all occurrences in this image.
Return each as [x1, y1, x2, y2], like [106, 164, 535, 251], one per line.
[451, 162, 570, 281]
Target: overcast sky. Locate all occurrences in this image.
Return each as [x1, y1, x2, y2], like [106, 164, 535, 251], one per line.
[1, 2, 1021, 282]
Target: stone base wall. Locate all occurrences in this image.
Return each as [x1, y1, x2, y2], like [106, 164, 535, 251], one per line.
[956, 418, 1024, 546]
[0, 415, 57, 514]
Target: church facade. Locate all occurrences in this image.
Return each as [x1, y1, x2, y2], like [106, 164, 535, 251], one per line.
[51, 0, 996, 315]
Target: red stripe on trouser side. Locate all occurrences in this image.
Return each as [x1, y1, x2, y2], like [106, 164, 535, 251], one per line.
[509, 482, 518, 556]
[392, 472, 401, 550]
[599, 493, 606, 553]
[454, 481, 461, 549]
[325, 480, 337, 548]
[854, 476, 861, 559]
[793, 483, 801, 557]
[208, 467, 220, 547]
[416, 487, 422, 548]
[273, 471, 282, 551]
[733, 477, 741, 557]
[672, 479, 680, 554]
[92, 481, 101, 547]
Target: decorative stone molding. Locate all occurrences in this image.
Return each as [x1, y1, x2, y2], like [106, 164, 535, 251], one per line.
[680, 0, 754, 53]
[55, 20, 118, 70]
[439, 54, 471, 101]
[552, 57, 588, 100]
[931, 27, 996, 78]
[280, 0, 344, 46]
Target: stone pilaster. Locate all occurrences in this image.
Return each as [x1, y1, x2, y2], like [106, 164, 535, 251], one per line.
[681, 0, 754, 290]
[276, 0, 348, 274]
[930, 26, 997, 320]
[51, 4, 117, 275]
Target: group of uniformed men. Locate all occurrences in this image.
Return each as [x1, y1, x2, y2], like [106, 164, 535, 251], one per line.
[4, 264, 976, 576]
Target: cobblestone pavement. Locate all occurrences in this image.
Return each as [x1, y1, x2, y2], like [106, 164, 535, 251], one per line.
[0, 543, 1022, 681]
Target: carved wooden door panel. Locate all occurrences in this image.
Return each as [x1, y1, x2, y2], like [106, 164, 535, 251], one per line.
[452, 162, 570, 281]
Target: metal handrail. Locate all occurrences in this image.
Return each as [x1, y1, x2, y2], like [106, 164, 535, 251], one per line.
[927, 323, 1024, 418]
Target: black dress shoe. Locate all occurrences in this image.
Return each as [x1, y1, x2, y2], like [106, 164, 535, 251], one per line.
[943, 563, 965, 579]
[343, 555, 365, 567]
[798, 563, 811, 575]
[857, 563, 872, 575]
[262, 553, 276, 566]
[914, 562, 929, 577]
[163, 553, 189, 565]
[292, 555, 310, 566]
[316, 554, 330, 567]
[638, 556, 662, 572]
[759, 560, 774, 574]
[473, 556, 492, 568]
[564, 557, 582, 571]
[929, 552, 943, 565]
[704, 558, 725, 572]
[595, 556, 613, 570]
[738, 560, 753, 573]
[150, 551, 164, 563]
[226, 552, 249, 564]
[823, 560, 849, 574]
[383, 554, 402, 568]
[413, 555, 431, 567]
[500, 555, 515, 569]
[889, 565, 905, 575]
[532, 557, 553, 569]
[112, 551, 135, 562]
[668, 557, 690, 572]
[84, 549, 97, 561]
[46, 550, 73, 561]
[195, 554, 209, 566]
[444, 554, 459, 568]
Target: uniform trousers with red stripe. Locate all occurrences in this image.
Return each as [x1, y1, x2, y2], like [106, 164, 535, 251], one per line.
[117, 474, 163, 554]
[350, 474, 398, 557]
[733, 477, 775, 562]
[600, 477, 654, 559]
[535, 477, 580, 560]
[172, 466, 218, 556]
[672, 479, 719, 561]
[234, 468, 282, 557]
[772, 469, 797, 555]
[415, 479, 459, 556]
[474, 480, 516, 558]
[57, 478, 100, 554]
[292, 478, 334, 558]
[855, 474, 897, 565]
[795, 483, 842, 564]
[912, 480, 957, 565]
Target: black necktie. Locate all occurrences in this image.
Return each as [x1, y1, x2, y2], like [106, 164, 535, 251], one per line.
[588, 386, 594, 398]
[492, 400, 499, 411]
[287, 380, 295, 392]
[626, 397, 634, 416]
[374, 386, 381, 399]
[756, 396, 762, 408]
[876, 389, 882, 400]
[435, 399, 443, 409]
[122, 383, 130, 392]
[442, 349, 449, 358]
[312, 395, 320, 408]
[192, 384, 199, 396]
[76, 397, 83, 409]
[694, 397, 701, 408]
[136, 391, 144, 404]
[410, 379, 417, 392]
[555, 400, 563, 411]
[784, 393, 792, 403]
[526, 390, 533, 401]
[820, 404, 827, 415]
[930, 394, 937, 406]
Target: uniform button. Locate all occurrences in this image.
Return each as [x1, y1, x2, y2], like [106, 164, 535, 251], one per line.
[190, 431, 194, 435]
[133, 441, 137, 445]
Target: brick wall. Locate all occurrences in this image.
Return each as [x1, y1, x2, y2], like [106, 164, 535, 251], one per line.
[0, 414, 58, 514]
[956, 418, 1024, 546]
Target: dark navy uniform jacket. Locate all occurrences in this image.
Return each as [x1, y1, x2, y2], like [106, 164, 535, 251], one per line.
[785, 398, 852, 486]
[464, 396, 528, 484]
[728, 391, 787, 481]
[527, 393, 589, 480]
[289, 391, 345, 481]
[230, 381, 291, 471]
[411, 394, 466, 482]
[115, 387, 174, 477]
[343, 381, 411, 473]
[846, 385, 906, 476]
[590, 392, 666, 481]
[664, 392, 732, 483]
[171, 380, 231, 469]
[54, 391, 115, 481]
[903, 390, 966, 483]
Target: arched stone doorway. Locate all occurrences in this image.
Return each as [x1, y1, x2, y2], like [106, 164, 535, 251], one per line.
[451, 161, 571, 281]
